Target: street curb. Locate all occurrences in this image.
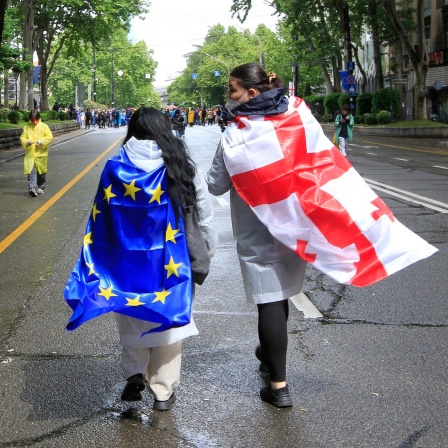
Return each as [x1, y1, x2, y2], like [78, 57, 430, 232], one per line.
[0, 122, 81, 152]
[0, 128, 93, 165]
[321, 123, 448, 138]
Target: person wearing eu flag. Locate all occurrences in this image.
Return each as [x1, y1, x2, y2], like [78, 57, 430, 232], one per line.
[64, 107, 216, 411]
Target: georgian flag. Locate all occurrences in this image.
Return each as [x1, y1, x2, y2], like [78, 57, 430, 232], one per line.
[222, 97, 437, 287]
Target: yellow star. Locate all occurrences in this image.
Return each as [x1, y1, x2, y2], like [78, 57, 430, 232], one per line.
[92, 202, 101, 222]
[165, 222, 179, 243]
[123, 179, 141, 200]
[149, 183, 164, 204]
[152, 288, 171, 304]
[97, 285, 118, 300]
[86, 262, 96, 276]
[103, 184, 117, 204]
[126, 295, 145, 306]
[84, 231, 93, 246]
[165, 256, 182, 278]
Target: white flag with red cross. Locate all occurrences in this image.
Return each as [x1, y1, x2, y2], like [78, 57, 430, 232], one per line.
[222, 97, 437, 287]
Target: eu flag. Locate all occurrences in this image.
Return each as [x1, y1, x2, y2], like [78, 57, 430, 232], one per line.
[64, 147, 193, 333]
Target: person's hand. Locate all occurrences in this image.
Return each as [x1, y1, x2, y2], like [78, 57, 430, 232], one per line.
[36, 140, 42, 146]
[28, 141, 34, 145]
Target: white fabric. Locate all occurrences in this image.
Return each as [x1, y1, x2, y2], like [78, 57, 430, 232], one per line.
[207, 142, 306, 304]
[121, 341, 182, 400]
[124, 137, 164, 172]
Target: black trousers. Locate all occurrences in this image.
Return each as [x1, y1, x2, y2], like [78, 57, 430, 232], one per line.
[257, 299, 289, 382]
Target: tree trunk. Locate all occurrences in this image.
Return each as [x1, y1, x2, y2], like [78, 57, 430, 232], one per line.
[3, 70, 8, 108]
[321, 61, 334, 93]
[332, 57, 341, 92]
[0, 0, 7, 48]
[413, 62, 428, 120]
[381, 0, 428, 119]
[353, 45, 367, 94]
[368, 0, 384, 90]
[36, 32, 49, 110]
[27, 68, 34, 111]
[20, 0, 34, 110]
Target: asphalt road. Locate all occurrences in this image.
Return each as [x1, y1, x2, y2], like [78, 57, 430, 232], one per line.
[0, 123, 447, 447]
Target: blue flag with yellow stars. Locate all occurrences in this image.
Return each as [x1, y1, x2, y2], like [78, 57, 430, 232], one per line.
[64, 147, 193, 333]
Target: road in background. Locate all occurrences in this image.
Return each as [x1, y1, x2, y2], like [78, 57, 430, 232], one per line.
[0, 124, 447, 447]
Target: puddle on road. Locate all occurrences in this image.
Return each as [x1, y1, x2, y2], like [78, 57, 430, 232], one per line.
[102, 383, 219, 447]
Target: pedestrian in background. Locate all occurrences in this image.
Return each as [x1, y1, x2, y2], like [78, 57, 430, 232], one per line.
[80, 109, 85, 128]
[20, 110, 53, 197]
[334, 104, 354, 156]
[206, 63, 306, 408]
[172, 109, 185, 138]
[200, 108, 206, 126]
[85, 108, 92, 129]
[187, 108, 194, 127]
[207, 108, 214, 125]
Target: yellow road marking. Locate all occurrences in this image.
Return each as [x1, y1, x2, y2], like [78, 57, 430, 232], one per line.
[360, 139, 448, 156]
[0, 138, 121, 254]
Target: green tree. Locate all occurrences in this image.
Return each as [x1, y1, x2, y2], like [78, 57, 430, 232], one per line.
[48, 29, 158, 109]
[232, 0, 429, 119]
[167, 23, 317, 107]
[0, 4, 32, 107]
[15, 0, 149, 110]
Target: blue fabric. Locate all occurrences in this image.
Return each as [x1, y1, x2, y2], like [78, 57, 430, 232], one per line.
[64, 147, 193, 333]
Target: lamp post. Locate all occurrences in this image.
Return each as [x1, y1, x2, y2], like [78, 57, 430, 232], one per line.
[234, 25, 264, 68]
[92, 44, 97, 103]
[203, 52, 230, 75]
[117, 70, 124, 107]
[108, 49, 119, 107]
[252, 33, 264, 68]
[292, 35, 299, 97]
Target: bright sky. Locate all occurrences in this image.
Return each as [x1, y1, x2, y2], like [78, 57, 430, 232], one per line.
[129, 0, 279, 85]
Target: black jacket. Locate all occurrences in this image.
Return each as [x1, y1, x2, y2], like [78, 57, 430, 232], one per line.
[232, 88, 289, 117]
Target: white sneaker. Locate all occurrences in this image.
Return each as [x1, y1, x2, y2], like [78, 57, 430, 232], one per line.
[36, 188, 44, 194]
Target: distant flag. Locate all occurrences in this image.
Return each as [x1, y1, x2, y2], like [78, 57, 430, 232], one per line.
[64, 148, 193, 333]
[222, 97, 437, 287]
[33, 66, 41, 85]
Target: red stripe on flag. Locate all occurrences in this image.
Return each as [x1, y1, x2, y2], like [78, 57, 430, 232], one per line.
[296, 239, 317, 263]
[230, 109, 389, 286]
[371, 197, 395, 222]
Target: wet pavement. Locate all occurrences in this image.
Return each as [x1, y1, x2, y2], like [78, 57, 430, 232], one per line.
[0, 124, 447, 447]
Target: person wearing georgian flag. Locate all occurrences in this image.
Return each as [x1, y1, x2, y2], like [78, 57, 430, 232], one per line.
[206, 63, 436, 409]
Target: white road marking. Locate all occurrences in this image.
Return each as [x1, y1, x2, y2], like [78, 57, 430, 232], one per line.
[364, 178, 448, 213]
[366, 152, 377, 156]
[290, 291, 323, 319]
[395, 158, 409, 161]
[216, 197, 229, 206]
[350, 144, 379, 149]
[433, 165, 448, 170]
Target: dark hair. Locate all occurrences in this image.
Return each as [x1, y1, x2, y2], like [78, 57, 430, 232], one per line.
[123, 107, 198, 220]
[29, 110, 40, 121]
[341, 104, 350, 112]
[229, 63, 285, 92]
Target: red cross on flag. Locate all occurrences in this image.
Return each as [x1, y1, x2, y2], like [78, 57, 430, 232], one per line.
[222, 97, 437, 287]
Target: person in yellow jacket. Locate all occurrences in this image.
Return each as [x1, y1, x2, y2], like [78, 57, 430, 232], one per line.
[20, 110, 53, 197]
[187, 108, 194, 127]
